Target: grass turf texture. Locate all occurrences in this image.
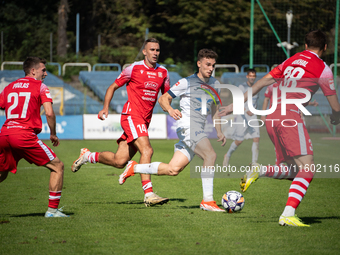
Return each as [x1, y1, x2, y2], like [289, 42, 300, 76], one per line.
[0, 129, 339, 254]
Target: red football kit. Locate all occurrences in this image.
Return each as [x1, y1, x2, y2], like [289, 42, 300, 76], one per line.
[0, 77, 56, 173]
[114, 60, 170, 143]
[266, 50, 336, 164]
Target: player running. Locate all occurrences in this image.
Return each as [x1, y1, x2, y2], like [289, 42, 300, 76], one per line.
[219, 30, 340, 226]
[119, 49, 227, 212]
[0, 57, 68, 217]
[223, 69, 260, 167]
[71, 38, 170, 207]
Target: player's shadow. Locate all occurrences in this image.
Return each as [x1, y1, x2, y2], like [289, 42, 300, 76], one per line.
[300, 216, 340, 225]
[116, 198, 187, 205]
[10, 212, 74, 217]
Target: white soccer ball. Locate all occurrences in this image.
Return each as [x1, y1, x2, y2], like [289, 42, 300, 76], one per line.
[221, 190, 245, 213]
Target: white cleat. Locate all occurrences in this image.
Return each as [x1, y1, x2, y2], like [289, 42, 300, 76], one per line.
[45, 208, 69, 218]
[71, 148, 90, 172]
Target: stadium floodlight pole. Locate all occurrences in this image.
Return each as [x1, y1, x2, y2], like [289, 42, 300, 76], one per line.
[286, 10, 293, 58]
[333, 0, 339, 136]
[249, 0, 254, 69]
[256, 0, 288, 58]
[76, 13, 79, 61]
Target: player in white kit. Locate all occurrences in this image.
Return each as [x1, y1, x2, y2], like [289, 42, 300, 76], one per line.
[119, 49, 227, 211]
[223, 69, 260, 167]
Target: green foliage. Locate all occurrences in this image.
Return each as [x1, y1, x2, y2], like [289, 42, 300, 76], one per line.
[0, 0, 338, 69]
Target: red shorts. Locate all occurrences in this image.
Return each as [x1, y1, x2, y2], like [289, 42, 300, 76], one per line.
[0, 132, 56, 174]
[117, 115, 150, 144]
[266, 109, 313, 165]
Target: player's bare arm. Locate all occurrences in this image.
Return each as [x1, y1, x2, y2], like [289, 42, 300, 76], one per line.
[43, 101, 59, 147]
[219, 73, 275, 117]
[327, 94, 340, 125]
[98, 82, 120, 120]
[211, 104, 226, 146]
[158, 92, 182, 120]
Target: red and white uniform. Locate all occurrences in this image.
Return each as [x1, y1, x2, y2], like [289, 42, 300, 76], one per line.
[0, 77, 56, 173]
[115, 60, 170, 143]
[264, 84, 274, 108]
[266, 50, 336, 164]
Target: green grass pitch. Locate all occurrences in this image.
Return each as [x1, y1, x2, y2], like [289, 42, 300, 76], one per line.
[0, 128, 339, 254]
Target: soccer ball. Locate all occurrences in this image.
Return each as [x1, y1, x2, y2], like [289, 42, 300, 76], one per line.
[221, 190, 245, 213]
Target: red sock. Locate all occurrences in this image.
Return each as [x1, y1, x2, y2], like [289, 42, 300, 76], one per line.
[88, 152, 99, 163]
[142, 180, 153, 195]
[286, 169, 314, 209]
[264, 164, 291, 179]
[48, 191, 61, 209]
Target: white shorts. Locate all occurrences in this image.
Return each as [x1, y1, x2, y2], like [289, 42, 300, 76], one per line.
[174, 126, 207, 162]
[222, 114, 260, 141]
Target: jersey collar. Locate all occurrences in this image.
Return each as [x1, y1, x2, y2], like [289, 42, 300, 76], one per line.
[143, 60, 159, 70]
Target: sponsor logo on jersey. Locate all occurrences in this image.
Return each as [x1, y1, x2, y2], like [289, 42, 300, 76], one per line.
[144, 81, 158, 89]
[158, 72, 163, 78]
[147, 71, 156, 76]
[140, 70, 144, 74]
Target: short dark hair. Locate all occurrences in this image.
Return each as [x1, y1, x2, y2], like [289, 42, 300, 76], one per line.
[197, 49, 218, 61]
[305, 30, 327, 51]
[247, 68, 256, 75]
[23, 57, 46, 75]
[143, 38, 160, 49]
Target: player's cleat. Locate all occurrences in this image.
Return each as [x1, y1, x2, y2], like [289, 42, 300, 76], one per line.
[144, 193, 169, 207]
[240, 162, 260, 192]
[223, 154, 230, 167]
[279, 215, 310, 227]
[119, 160, 137, 185]
[200, 200, 225, 212]
[45, 208, 69, 218]
[71, 148, 90, 172]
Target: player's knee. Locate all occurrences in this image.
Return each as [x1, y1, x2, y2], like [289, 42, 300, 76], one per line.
[203, 151, 217, 162]
[140, 147, 154, 159]
[114, 159, 129, 169]
[56, 160, 64, 174]
[168, 166, 182, 176]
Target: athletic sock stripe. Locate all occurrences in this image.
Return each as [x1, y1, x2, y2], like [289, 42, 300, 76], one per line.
[293, 177, 310, 188]
[49, 195, 61, 200]
[288, 192, 302, 201]
[290, 184, 307, 195]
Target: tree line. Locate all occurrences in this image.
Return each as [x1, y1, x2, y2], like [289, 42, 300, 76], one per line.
[0, 0, 338, 75]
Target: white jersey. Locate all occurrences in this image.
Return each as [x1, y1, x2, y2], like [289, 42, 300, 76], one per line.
[168, 73, 220, 129]
[239, 82, 258, 112]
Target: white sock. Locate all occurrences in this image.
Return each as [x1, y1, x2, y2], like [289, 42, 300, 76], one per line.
[201, 168, 214, 202]
[282, 205, 295, 217]
[135, 162, 160, 175]
[227, 141, 238, 158]
[252, 142, 259, 163]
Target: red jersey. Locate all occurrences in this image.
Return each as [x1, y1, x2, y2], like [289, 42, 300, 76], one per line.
[0, 77, 53, 135]
[270, 50, 336, 111]
[115, 60, 170, 123]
